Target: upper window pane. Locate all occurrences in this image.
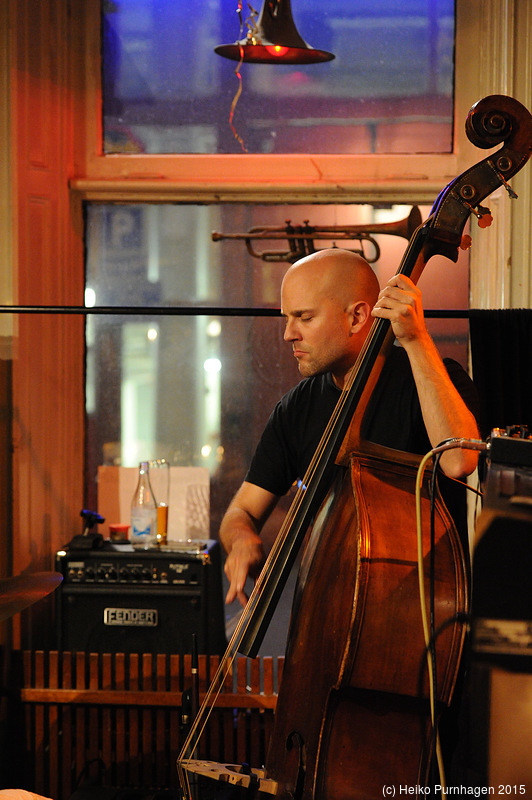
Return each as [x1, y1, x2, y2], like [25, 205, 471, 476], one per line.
[102, 0, 455, 155]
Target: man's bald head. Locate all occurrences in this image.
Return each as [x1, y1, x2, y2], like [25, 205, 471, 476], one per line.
[280, 249, 381, 387]
[281, 248, 380, 311]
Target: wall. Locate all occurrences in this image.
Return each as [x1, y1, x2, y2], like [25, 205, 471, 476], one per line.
[466, 0, 532, 308]
[5, 1, 86, 647]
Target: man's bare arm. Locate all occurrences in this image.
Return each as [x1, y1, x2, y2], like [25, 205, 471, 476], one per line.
[372, 274, 480, 478]
[220, 481, 279, 607]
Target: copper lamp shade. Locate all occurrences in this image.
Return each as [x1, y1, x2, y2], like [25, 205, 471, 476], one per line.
[215, 0, 335, 65]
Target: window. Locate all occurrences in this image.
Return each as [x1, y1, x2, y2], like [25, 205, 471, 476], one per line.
[85, 201, 470, 532]
[102, 0, 455, 155]
[83, 1, 474, 551]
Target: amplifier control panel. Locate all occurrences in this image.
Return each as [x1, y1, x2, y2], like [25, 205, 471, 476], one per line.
[56, 541, 217, 587]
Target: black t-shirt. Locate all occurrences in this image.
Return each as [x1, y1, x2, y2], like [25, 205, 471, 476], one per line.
[246, 347, 480, 529]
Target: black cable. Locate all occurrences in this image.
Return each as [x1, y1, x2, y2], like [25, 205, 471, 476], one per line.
[417, 611, 471, 696]
[426, 437, 464, 787]
[0, 304, 283, 317]
[0, 304, 471, 317]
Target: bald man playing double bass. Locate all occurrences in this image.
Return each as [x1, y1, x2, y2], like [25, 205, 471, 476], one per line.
[220, 248, 480, 608]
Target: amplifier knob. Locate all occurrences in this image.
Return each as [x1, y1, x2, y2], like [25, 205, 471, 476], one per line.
[119, 568, 129, 581]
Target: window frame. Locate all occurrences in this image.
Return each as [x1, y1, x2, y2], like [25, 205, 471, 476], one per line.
[72, 0, 487, 208]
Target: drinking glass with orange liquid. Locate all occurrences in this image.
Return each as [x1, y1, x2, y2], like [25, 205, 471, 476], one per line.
[149, 459, 170, 545]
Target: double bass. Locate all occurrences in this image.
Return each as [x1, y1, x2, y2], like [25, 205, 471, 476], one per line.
[178, 95, 532, 799]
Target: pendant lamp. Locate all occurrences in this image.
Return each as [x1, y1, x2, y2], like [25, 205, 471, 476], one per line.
[215, 0, 335, 65]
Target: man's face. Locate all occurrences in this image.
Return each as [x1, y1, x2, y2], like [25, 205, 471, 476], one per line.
[281, 267, 358, 385]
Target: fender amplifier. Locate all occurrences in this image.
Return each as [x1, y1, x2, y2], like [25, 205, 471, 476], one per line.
[55, 540, 226, 655]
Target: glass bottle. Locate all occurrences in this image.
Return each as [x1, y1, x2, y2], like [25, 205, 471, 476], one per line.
[130, 461, 157, 548]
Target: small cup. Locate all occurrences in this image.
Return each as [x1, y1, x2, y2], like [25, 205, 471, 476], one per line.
[109, 523, 130, 542]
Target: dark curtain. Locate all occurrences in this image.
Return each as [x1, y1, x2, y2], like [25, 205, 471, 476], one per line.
[469, 309, 532, 438]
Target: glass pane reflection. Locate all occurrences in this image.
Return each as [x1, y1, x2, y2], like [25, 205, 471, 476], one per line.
[85, 202, 470, 532]
[102, 0, 455, 155]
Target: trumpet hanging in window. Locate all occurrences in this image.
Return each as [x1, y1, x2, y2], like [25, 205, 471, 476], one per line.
[211, 208, 423, 264]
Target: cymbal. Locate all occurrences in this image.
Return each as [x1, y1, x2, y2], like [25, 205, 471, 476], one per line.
[0, 572, 63, 622]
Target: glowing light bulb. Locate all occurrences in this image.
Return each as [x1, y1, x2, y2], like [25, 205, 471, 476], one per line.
[206, 319, 222, 337]
[204, 357, 222, 374]
[265, 45, 289, 57]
